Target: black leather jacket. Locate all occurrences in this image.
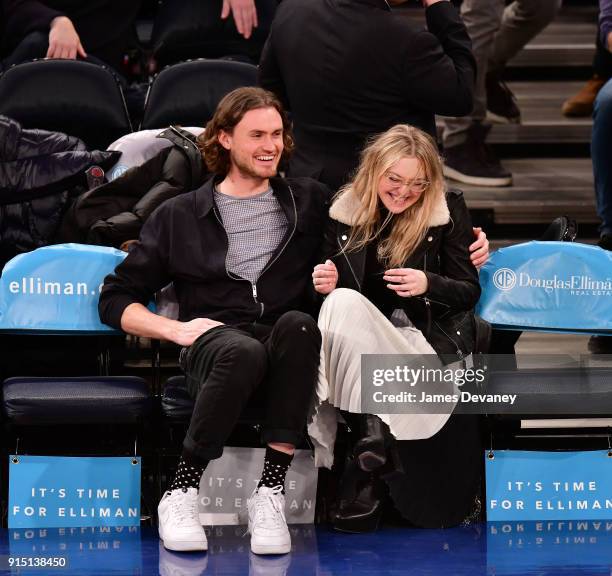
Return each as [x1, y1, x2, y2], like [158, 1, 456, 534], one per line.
[323, 189, 481, 360]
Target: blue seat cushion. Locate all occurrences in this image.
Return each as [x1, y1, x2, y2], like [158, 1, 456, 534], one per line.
[2, 376, 151, 425]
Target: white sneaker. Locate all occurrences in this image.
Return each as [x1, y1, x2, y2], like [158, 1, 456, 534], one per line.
[158, 487, 208, 552]
[247, 486, 291, 555]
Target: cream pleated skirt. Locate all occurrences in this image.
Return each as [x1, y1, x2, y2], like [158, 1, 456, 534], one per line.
[308, 288, 457, 468]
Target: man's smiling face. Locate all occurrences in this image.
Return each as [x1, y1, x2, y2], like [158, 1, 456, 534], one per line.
[219, 106, 284, 181]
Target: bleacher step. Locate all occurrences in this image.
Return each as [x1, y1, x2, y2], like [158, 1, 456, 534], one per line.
[398, 3, 596, 69]
[456, 157, 598, 225]
[438, 80, 593, 145]
[488, 81, 592, 144]
[508, 5, 597, 69]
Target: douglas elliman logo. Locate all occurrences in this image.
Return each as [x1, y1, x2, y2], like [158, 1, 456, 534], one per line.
[493, 268, 517, 291]
[492, 267, 612, 295]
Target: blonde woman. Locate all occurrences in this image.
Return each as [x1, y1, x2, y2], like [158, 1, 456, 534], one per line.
[310, 124, 482, 532]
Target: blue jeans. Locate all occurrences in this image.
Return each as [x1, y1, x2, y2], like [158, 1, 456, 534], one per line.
[592, 78, 612, 237]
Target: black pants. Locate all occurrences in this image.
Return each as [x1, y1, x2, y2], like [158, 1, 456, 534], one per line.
[181, 311, 321, 461]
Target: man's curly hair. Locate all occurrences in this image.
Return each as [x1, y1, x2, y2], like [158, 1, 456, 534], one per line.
[197, 87, 294, 176]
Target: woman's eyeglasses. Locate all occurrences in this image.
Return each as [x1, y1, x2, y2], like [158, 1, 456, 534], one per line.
[384, 172, 430, 194]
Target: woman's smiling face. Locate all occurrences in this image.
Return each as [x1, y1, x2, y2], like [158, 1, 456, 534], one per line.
[377, 156, 429, 214]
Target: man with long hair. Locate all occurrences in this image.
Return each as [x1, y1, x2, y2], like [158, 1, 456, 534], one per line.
[99, 87, 329, 555]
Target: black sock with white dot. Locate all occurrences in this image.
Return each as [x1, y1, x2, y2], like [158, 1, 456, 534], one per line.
[169, 452, 208, 492]
[257, 446, 293, 492]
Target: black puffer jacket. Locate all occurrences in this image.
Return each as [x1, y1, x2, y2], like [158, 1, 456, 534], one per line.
[59, 127, 205, 249]
[0, 115, 119, 265]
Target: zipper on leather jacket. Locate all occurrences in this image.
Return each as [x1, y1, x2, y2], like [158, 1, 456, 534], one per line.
[423, 253, 431, 338]
[422, 251, 463, 357]
[252, 283, 264, 319]
[421, 251, 464, 358]
[433, 319, 464, 359]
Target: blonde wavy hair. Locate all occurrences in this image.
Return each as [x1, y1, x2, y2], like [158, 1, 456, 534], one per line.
[340, 124, 446, 268]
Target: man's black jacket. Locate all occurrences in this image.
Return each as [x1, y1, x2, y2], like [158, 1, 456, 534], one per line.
[99, 175, 331, 329]
[259, 0, 476, 190]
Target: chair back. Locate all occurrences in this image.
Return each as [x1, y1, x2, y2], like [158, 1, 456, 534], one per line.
[141, 59, 257, 129]
[0, 60, 132, 150]
[0, 243, 126, 334]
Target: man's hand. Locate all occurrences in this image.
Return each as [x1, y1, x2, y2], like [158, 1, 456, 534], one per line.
[312, 260, 338, 295]
[172, 318, 224, 347]
[221, 0, 258, 40]
[47, 16, 87, 60]
[384, 268, 428, 297]
[469, 227, 490, 269]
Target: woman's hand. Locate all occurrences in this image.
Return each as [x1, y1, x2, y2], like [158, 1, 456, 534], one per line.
[312, 260, 338, 295]
[384, 268, 428, 297]
[469, 227, 490, 269]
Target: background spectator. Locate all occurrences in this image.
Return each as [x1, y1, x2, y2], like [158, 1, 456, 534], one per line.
[151, 0, 279, 67]
[1, 0, 142, 74]
[442, 0, 561, 187]
[259, 0, 476, 191]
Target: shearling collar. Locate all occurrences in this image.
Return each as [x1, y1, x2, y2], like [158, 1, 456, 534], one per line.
[329, 188, 450, 227]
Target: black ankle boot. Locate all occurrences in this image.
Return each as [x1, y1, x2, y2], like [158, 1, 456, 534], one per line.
[332, 459, 386, 533]
[353, 414, 391, 472]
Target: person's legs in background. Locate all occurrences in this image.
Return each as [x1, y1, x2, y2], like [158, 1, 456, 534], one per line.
[443, 0, 560, 187]
[563, 28, 612, 117]
[442, 0, 512, 187]
[591, 78, 612, 249]
[588, 78, 612, 353]
[486, 0, 561, 123]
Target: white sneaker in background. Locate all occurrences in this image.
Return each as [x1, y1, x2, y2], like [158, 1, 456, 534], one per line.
[247, 485, 291, 555]
[158, 487, 208, 552]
